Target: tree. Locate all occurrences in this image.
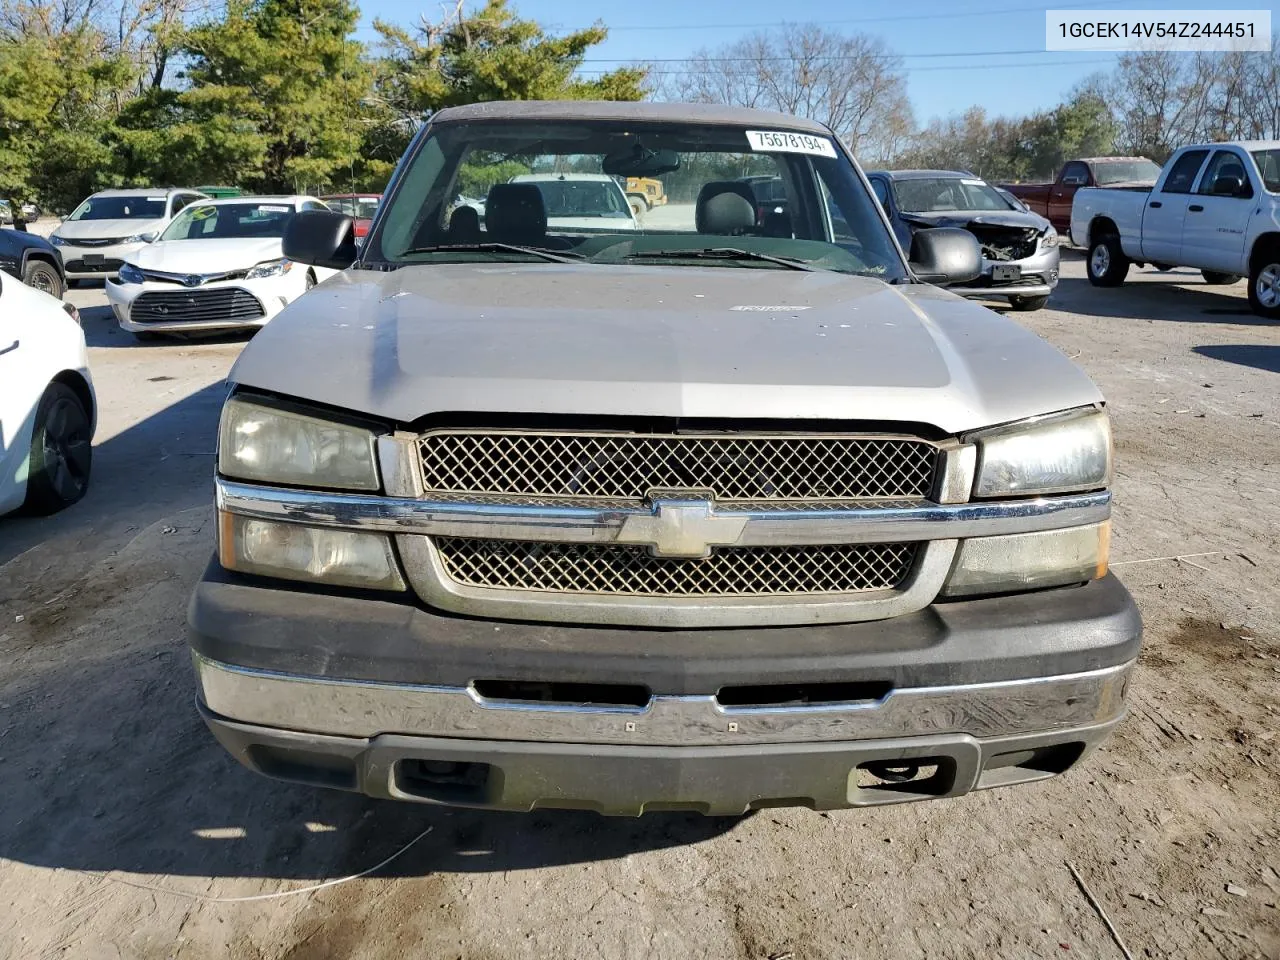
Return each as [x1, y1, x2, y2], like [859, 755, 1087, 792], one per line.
[662, 25, 912, 161]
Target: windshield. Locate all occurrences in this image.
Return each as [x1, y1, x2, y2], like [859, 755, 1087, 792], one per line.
[68, 195, 167, 221]
[1252, 150, 1280, 192]
[512, 177, 631, 219]
[325, 196, 380, 219]
[893, 177, 1013, 213]
[368, 119, 905, 280]
[1094, 160, 1161, 185]
[159, 202, 295, 241]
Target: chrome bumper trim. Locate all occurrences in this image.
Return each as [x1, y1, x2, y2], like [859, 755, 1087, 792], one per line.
[216, 479, 1111, 547]
[194, 653, 1134, 747]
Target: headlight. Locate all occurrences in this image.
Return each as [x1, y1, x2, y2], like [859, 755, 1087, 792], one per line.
[117, 262, 145, 284]
[218, 396, 380, 490]
[970, 408, 1110, 498]
[244, 258, 293, 280]
[123, 231, 158, 243]
[219, 513, 405, 590]
[50, 235, 66, 246]
[941, 522, 1109, 598]
[1041, 227, 1059, 248]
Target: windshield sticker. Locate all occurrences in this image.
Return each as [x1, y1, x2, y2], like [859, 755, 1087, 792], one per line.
[961, 178, 985, 186]
[730, 305, 813, 311]
[745, 131, 837, 158]
[258, 205, 291, 213]
[189, 206, 216, 220]
[146, 196, 166, 201]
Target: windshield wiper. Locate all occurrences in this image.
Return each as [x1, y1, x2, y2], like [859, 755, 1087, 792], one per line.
[398, 243, 583, 264]
[620, 247, 820, 272]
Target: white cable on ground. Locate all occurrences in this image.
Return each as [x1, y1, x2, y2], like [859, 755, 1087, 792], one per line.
[101, 826, 432, 903]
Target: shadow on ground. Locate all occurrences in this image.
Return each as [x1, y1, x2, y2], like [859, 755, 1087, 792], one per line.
[1192, 344, 1280, 374]
[1051, 273, 1267, 325]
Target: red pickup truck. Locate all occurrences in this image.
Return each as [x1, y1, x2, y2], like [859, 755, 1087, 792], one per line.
[1001, 157, 1161, 234]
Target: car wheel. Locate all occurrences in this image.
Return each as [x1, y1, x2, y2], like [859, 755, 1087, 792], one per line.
[627, 194, 649, 216]
[1201, 270, 1241, 285]
[1087, 234, 1129, 287]
[1009, 295, 1049, 311]
[1248, 255, 1280, 319]
[23, 382, 92, 515]
[22, 259, 64, 298]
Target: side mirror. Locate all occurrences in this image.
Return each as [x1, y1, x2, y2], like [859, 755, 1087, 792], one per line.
[909, 227, 982, 286]
[1210, 174, 1246, 197]
[283, 209, 357, 270]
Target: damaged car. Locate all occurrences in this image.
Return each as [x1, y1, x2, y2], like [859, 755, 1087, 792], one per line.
[868, 169, 1059, 311]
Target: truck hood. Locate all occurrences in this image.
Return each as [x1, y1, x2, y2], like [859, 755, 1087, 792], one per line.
[229, 263, 1102, 434]
[901, 210, 1051, 232]
[54, 218, 167, 242]
[130, 237, 284, 273]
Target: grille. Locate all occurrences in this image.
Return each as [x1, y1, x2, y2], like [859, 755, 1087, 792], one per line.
[418, 432, 939, 502]
[434, 537, 918, 597]
[131, 288, 265, 324]
[65, 258, 123, 273]
[68, 238, 124, 248]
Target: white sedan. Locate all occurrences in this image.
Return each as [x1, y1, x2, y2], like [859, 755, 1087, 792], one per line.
[106, 196, 338, 340]
[509, 174, 639, 232]
[0, 273, 95, 516]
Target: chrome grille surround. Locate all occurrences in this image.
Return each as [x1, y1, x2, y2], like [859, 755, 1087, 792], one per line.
[417, 430, 941, 502]
[434, 537, 919, 597]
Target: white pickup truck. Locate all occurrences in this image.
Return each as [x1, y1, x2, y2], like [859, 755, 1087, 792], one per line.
[1071, 140, 1280, 318]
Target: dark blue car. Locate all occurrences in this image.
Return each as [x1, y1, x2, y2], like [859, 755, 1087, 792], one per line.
[0, 224, 66, 299]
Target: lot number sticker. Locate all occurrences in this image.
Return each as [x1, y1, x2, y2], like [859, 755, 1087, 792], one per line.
[742, 130, 839, 158]
[745, 130, 838, 158]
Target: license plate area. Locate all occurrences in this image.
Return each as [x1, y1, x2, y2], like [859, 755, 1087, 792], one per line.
[83, 254, 104, 265]
[991, 264, 1021, 283]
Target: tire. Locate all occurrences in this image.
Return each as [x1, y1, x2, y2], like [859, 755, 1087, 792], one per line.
[1086, 234, 1129, 287]
[23, 382, 92, 515]
[1009, 295, 1049, 311]
[627, 194, 649, 216]
[1201, 270, 1241, 285]
[1247, 253, 1280, 320]
[23, 259, 64, 298]
[1153, 263, 1174, 271]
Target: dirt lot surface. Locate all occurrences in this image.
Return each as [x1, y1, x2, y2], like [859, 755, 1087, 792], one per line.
[1, 252, 1278, 960]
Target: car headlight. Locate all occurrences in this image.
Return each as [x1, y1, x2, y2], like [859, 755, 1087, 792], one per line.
[123, 231, 158, 243]
[244, 258, 293, 280]
[941, 522, 1109, 597]
[970, 408, 1111, 498]
[117, 262, 145, 284]
[1041, 227, 1059, 248]
[218, 396, 380, 490]
[50, 235, 66, 246]
[218, 513, 405, 590]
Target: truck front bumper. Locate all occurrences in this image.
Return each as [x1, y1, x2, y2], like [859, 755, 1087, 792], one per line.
[189, 563, 1140, 814]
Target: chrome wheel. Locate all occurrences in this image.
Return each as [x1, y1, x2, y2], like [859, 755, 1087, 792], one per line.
[1090, 243, 1110, 277]
[1257, 263, 1280, 309]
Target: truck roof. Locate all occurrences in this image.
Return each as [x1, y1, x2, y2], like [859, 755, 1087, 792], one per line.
[1173, 140, 1280, 152]
[429, 100, 830, 134]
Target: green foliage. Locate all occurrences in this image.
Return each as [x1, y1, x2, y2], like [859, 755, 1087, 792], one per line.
[457, 158, 532, 197]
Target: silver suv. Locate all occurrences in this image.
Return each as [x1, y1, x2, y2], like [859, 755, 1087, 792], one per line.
[189, 101, 1140, 815]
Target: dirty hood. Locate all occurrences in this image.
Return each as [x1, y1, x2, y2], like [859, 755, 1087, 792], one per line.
[230, 263, 1102, 434]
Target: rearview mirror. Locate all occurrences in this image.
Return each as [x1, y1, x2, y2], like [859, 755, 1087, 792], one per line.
[282, 209, 357, 270]
[602, 143, 681, 178]
[909, 227, 982, 286]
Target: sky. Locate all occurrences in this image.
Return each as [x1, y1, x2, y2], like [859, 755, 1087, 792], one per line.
[356, 0, 1280, 122]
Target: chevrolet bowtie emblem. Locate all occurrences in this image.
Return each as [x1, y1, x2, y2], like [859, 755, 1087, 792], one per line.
[616, 499, 747, 558]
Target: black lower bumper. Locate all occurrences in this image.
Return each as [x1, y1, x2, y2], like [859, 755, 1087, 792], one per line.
[188, 560, 1141, 694]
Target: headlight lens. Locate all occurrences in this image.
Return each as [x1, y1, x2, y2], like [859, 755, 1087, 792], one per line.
[219, 512, 405, 590]
[971, 409, 1111, 498]
[941, 522, 1110, 598]
[50, 234, 66, 246]
[244, 258, 293, 280]
[218, 396, 380, 490]
[117, 262, 145, 284]
[1041, 227, 1059, 248]
[123, 231, 158, 243]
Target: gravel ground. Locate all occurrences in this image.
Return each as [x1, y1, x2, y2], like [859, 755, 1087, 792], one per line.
[1, 250, 1277, 960]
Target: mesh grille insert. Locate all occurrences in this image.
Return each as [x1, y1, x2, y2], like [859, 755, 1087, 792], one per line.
[418, 432, 939, 502]
[434, 538, 919, 597]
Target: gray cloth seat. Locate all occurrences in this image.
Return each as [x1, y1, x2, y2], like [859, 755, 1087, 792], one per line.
[448, 205, 482, 243]
[695, 181, 757, 236]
